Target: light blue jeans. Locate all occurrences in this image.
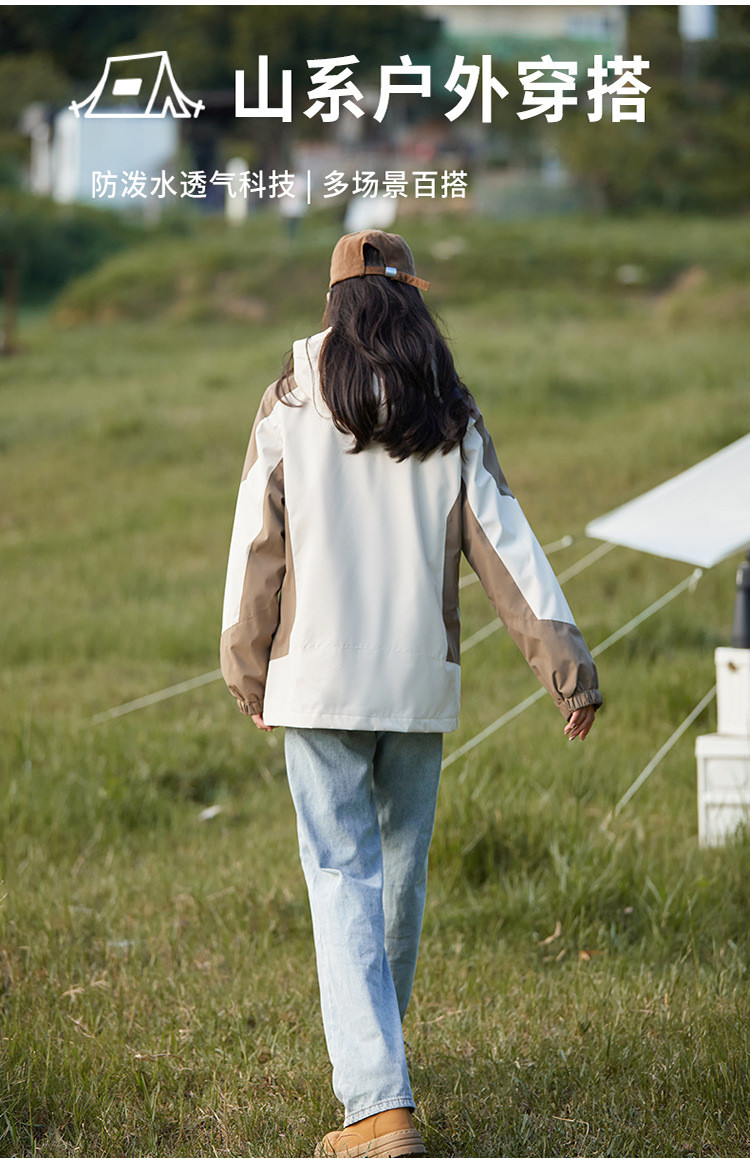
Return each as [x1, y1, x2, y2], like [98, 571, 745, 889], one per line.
[284, 728, 443, 1126]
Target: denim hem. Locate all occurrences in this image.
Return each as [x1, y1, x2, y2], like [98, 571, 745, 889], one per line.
[343, 1095, 415, 1129]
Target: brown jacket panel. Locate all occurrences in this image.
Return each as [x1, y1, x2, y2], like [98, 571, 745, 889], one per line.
[220, 458, 286, 712]
[461, 493, 602, 718]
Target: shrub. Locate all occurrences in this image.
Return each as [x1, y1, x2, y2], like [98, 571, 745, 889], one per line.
[0, 189, 152, 304]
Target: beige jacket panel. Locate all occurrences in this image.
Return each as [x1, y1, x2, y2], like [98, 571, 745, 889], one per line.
[220, 335, 602, 727]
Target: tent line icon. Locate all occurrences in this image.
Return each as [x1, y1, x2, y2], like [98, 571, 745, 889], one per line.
[69, 50, 204, 119]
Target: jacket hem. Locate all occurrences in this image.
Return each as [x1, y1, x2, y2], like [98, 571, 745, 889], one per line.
[264, 708, 459, 733]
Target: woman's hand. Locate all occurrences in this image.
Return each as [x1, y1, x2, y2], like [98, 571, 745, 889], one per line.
[251, 713, 275, 732]
[564, 705, 597, 741]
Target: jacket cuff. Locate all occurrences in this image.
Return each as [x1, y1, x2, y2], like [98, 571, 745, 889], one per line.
[235, 696, 263, 716]
[561, 689, 603, 718]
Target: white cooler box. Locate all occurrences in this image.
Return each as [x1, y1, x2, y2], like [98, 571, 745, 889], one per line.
[696, 732, 750, 847]
[715, 647, 750, 736]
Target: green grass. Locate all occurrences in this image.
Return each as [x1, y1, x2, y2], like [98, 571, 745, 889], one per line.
[1, 211, 750, 1157]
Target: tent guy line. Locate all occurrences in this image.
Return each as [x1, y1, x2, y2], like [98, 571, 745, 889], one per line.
[461, 541, 615, 653]
[458, 535, 573, 589]
[590, 567, 703, 660]
[91, 564, 704, 783]
[91, 668, 222, 724]
[609, 683, 717, 820]
[445, 568, 703, 774]
[92, 534, 587, 725]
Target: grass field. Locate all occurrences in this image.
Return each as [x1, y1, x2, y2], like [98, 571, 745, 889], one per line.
[1, 211, 749, 1158]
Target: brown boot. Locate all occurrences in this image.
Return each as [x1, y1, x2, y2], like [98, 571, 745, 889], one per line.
[314, 1108, 427, 1157]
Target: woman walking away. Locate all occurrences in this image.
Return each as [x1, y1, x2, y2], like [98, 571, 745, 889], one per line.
[220, 230, 602, 1158]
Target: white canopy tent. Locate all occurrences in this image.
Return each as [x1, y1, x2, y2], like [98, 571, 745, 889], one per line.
[586, 432, 750, 845]
[585, 433, 750, 568]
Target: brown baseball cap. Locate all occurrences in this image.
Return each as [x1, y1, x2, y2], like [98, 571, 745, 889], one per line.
[329, 230, 429, 292]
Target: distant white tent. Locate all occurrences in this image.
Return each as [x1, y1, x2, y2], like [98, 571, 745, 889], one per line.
[344, 195, 398, 233]
[52, 107, 178, 204]
[586, 433, 750, 568]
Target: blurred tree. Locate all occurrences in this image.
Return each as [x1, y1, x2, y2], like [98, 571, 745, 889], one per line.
[0, 51, 71, 187]
[553, 5, 750, 212]
[0, 5, 440, 95]
[0, 6, 145, 81]
[0, 52, 70, 131]
[0, 189, 147, 304]
[226, 5, 438, 82]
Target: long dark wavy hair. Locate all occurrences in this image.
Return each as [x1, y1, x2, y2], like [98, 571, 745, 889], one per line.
[275, 242, 474, 461]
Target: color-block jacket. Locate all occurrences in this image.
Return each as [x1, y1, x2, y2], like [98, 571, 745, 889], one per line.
[220, 329, 602, 732]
